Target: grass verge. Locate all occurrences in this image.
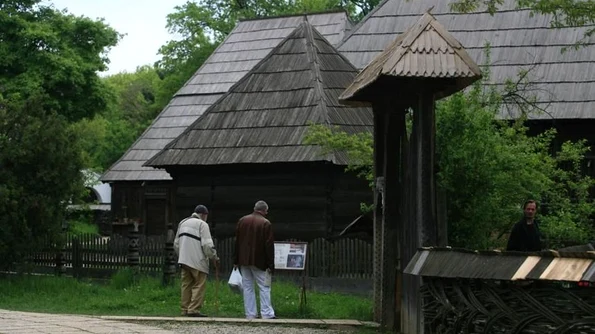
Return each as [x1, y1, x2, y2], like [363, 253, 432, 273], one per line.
[0, 271, 373, 321]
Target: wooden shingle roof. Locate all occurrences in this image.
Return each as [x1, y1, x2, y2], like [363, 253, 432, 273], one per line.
[338, 0, 595, 119]
[100, 11, 353, 182]
[340, 11, 481, 104]
[145, 20, 372, 167]
[404, 247, 595, 282]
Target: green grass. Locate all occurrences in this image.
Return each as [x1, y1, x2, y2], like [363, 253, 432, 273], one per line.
[0, 271, 373, 321]
[69, 220, 99, 235]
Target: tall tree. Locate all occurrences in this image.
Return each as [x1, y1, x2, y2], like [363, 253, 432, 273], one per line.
[0, 1, 121, 268]
[103, 66, 162, 126]
[73, 66, 164, 171]
[0, 95, 85, 269]
[0, 0, 120, 122]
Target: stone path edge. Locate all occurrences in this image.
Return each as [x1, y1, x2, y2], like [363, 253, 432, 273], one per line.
[97, 315, 380, 328]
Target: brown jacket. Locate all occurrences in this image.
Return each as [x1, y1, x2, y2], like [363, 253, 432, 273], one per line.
[234, 211, 275, 271]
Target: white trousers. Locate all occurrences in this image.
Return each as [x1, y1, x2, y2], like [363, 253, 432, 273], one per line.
[240, 265, 275, 319]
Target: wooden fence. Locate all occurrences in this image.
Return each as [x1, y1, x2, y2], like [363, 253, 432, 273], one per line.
[26, 233, 373, 279]
[28, 233, 165, 278]
[215, 237, 373, 279]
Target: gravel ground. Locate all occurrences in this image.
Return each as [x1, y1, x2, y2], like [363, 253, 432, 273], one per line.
[156, 322, 364, 334]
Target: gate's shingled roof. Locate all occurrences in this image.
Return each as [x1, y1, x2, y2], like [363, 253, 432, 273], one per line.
[340, 11, 482, 104]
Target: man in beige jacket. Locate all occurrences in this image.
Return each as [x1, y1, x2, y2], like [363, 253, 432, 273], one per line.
[174, 205, 218, 317]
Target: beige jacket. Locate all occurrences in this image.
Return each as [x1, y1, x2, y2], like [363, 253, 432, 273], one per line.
[174, 213, 218, 274]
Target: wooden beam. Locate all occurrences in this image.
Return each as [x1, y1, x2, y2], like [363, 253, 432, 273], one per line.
[372, 107, 386, 322]
[381, 103, 405, 331]
[325, 166, 335, 236]
[404, 104, 423, 334]
[418, 90, 437, 246]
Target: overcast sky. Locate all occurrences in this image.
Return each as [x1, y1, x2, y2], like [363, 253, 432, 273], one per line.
[43, 0, 189, 76]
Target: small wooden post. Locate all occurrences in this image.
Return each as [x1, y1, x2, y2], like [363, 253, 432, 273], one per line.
[127, 221, 140, 268]
[55, 221, 68, 276]
[72, 235, 82, 279]
[162, 223, 177, 285]
[299, 270, 308, 314]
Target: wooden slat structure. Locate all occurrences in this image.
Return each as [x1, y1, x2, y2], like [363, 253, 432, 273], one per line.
[339, 11, 481, 333]
[404, 247, 595, 333]
[144, 19, 373, 240]
[405, 247, 595, 282]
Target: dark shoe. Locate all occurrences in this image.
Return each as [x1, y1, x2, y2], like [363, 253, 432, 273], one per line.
[263, 316, 277, 319]
[187, 312, 208, 317]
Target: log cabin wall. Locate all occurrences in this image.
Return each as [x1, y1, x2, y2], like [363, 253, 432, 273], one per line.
[527, 119, 595, 152]
[527, 119, 595, 181]
[110, 181, 175, 236]
[170, 163, 371, 241]
[110, 182, 143, 235]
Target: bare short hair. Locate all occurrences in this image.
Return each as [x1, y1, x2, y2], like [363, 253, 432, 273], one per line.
[523, 200, 537, 209]
[254, 200, 269, 212]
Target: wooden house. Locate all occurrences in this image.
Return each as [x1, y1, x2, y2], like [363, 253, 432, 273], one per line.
[337, 0, 595, 163]
[103, 1, 594, 237]
[144, 20, 373, 240]
[100, 11, 355, 235]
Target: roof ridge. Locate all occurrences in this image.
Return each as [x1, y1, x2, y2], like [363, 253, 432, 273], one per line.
[302, 20, 328, 122]
[302, 19, 337, 163]
[337, 0, 391, 48]
[424, 16, 482, 75]
[238, 9, 348, 22]
[380, 12, 434, 73]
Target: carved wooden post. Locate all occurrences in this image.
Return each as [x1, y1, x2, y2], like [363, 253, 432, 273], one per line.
[55, 220, 68, 276]
[127, 221, 140, 268]
[339, 11, 481, 333]
[163, 223, 177, 285]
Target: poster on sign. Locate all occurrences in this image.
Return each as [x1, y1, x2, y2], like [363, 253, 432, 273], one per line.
[274, 242, 307, 270]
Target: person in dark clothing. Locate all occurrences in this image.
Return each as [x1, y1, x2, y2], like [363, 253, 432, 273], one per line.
[234, 200, 276, 320]
[506, 200, 543, 252]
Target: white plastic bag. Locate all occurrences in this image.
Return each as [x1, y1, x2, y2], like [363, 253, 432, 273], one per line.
[228, 268, 243, 294]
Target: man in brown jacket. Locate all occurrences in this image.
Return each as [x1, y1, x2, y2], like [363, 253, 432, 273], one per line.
[234, 200, 276, 319]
